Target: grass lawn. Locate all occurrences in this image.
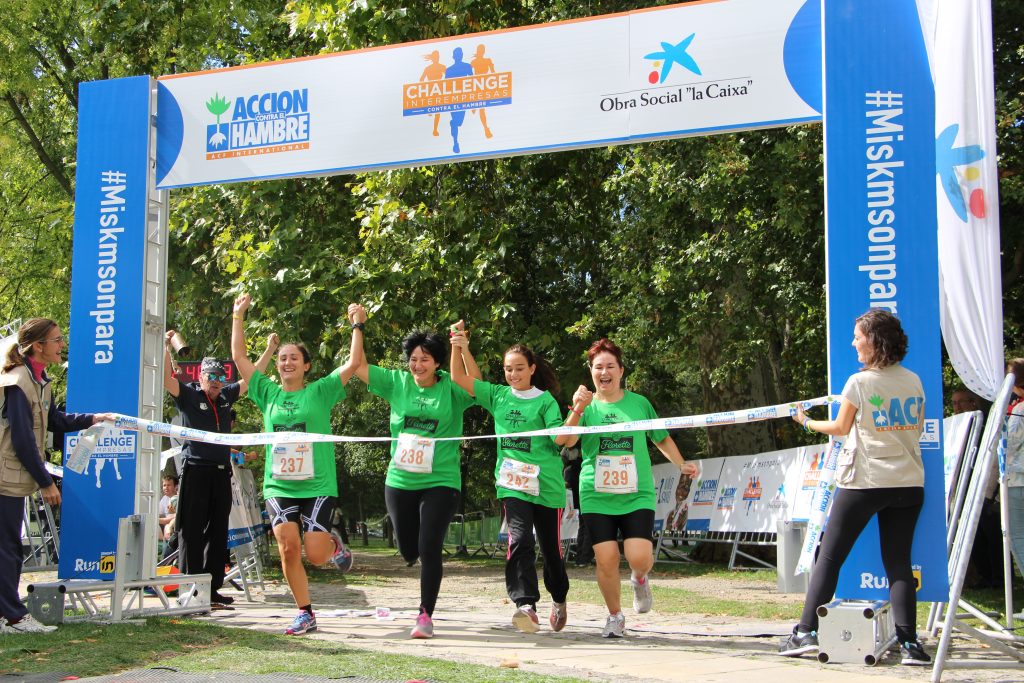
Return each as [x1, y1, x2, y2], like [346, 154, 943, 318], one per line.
[0, 617, 587, 681]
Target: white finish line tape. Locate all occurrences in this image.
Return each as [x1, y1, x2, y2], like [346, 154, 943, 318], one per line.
[111, 395, 837, 448]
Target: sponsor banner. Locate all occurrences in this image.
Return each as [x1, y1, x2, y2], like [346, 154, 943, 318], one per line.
[62, 76, 152, 581]
[823, 0, 947, 600]
[227, 464, 263, 549]
[712, 450, 796, 533]
[684, 457, 726, 532]
[788, 444, 831, 521]
[652, 463, 681, 529]
[155, 0, 821, 189]
[942, 412, 976, 501]
[678, 446, 828, 534]
[796, 438, 841, 574]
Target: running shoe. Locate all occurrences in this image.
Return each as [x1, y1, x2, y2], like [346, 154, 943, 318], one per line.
[900, 640, 931, 666]
[601, 611, 626, 638]
[330, 530, 353, 573]
[3, 614, 57, 634]
[631, 574, 653, 613]
[778, 626, 818, 657]
[549, 602, 568, 632]
[285, 610, 317, 636]
[512, 605, 540, 633]
[411, 610, 434, 639]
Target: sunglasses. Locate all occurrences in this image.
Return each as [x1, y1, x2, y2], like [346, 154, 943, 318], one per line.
[204, 373, 227, 383]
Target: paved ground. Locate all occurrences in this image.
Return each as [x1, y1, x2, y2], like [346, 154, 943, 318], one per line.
[193, 549, 1024, 683]
[19, 549, 1024, 682]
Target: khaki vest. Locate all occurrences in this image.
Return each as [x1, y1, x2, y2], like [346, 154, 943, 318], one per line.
[0, 363, 51, 496]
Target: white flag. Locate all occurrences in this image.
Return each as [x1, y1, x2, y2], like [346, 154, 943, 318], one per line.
[925, 0, 1003, 400]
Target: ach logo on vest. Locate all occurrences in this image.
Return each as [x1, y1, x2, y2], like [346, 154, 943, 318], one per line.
[868, 393, 924, 431]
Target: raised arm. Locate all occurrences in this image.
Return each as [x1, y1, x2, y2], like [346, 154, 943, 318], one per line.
[346, 303, 370, 384]
[230, 294, 257, 383]
[340, 304, 368, 384]
[448, 328, 477, 395]
[163, 330, 181, 397]
[554, 385, 593, 447]
[238, 332, 279, 397]
[793, 397, 857, 437]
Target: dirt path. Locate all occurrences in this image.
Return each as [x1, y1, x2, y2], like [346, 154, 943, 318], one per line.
[198, 548, 1024, 683]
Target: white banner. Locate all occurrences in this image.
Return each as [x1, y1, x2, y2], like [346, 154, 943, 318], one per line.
[677, 445, 827, 534]
[155, 0, 821, 189]
[227, 464, 265, 549]
[652, 463, 682, 530]
[922, 0, 1004, 400]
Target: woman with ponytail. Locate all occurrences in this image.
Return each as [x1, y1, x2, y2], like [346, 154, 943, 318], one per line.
[0, 318, 115, 634]
[450, 331, 570, 634]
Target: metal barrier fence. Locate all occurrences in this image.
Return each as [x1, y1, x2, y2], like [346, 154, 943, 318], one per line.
[443, 512, 506, 558]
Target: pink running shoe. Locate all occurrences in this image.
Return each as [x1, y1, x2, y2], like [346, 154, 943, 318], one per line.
[411, 610, 434, 639]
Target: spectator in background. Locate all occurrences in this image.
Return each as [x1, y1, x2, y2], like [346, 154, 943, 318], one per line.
[952, 387, 982, 415]
[1003, 360, 1024, 577]
[158, 475, 178, 544]
[952, 385, 1002, 588]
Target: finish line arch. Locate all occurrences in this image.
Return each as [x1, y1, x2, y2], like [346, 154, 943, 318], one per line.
[61, 0, 947, 602]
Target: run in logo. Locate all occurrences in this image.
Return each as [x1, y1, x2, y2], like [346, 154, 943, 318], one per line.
[205, 89, 310, 160]
[402, 44, 511, 154]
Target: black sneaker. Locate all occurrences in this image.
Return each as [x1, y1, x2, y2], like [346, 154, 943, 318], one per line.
[900, 640, 931, 666]
[778, 627, 818, 657]
[211, 591, 235, 605]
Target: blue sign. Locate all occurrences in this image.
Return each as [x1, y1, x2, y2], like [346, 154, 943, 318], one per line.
[823, 0, 948, 601]
[61, 76, 152, 581]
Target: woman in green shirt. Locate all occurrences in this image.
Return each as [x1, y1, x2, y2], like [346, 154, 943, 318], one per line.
[450, 332, 570, 634]
[231, 295, 364, 637]
[559, 338, 698, 638]
[349, 319, 480, 639]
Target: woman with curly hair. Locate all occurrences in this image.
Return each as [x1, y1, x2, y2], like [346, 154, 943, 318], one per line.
[779, 309, 930, 666]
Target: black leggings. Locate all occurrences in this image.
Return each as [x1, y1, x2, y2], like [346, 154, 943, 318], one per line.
[384, 485, 460, 616]
[799, 486, 924, 641]
[502, 497, 570, 607]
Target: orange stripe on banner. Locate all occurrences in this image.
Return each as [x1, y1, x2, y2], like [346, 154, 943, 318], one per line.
[158, 0, 726, 81]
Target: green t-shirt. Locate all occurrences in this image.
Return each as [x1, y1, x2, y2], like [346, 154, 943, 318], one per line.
[579, 391, 668, 515]
[474, 380, 565, 508]
[248, 368, 347, 499]
[369, 365, 475, 491]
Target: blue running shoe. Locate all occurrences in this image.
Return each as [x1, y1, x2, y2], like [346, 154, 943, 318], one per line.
[330, 530, 353, 573]
[285, 610, 317, 636]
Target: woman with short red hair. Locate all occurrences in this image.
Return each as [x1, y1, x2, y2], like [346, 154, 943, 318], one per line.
[557, 338, 697, 638]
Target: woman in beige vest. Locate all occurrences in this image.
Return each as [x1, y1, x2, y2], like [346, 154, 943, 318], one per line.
[779, 309, 930, 666]
[0, 318, 114, 634]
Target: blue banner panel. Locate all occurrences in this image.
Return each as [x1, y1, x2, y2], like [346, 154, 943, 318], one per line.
[823, 0, 948, 601]
[60, 76, 151, 580]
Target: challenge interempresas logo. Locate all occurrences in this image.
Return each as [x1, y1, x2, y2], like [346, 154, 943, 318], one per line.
[402, 44, 512, 155]
[205, 89, 310, 160]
